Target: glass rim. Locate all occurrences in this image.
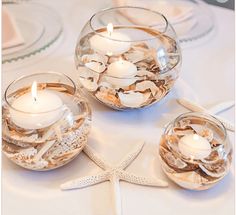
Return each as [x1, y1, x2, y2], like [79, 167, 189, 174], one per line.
[4, 71, 77, 114]
[89, 6, 170, 43]
[164, 111, 227, 147]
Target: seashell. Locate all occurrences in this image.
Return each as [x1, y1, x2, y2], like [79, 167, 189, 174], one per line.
[5, 147, 37, 159]
[82, 53, 108, 74]
[124, 49, 146, 63]
[190, 125, 214, 142]
[118, 91, 151, 108]
[170, 171, 209, 190]
[173, 126, 195, 136]
[155, 85, 167, 100]
[34, 140, 56, 163]
[199, 160, 229, 178]
[132, 42, 149, 50]
[95, 89, 121, 107]
[160, 146, 187, 169]
[85, 61, 106, 73]
[199, 129, 214, 142]
[135, 80, 158, 96]
[178, 119, 191, 128]
[107, 56, 126, 64]
[79, 68, 100, 91]
[82, 53, 108, 65]
[136, 69, 156, 79]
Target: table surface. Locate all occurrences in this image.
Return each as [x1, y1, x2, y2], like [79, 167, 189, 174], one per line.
[2, 1, 235, 215]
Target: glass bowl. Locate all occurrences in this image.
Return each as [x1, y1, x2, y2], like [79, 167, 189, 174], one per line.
[159, 112, 232, 190]
[75, 6, 181, 110]
[2, 72, 91, 171]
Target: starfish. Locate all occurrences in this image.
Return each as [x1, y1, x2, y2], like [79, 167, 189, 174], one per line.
[61, 142, 168, 215]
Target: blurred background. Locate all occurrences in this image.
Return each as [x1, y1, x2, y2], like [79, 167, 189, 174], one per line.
[204, 0, 234, 10]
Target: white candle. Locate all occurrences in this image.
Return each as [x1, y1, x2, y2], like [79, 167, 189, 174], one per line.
[90, 23, 131, 56]
[106, 59, 138, 87]
[178, 134, 212, 160]
[10, 81, 63, 129]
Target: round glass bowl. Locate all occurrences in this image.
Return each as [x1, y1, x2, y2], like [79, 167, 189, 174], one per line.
[75, 6, 181, 110]
[2, 72, 91, 171]
[159, 112, 232, 190]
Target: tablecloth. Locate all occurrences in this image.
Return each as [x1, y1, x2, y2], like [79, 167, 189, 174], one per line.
[2, 1, 235, 215]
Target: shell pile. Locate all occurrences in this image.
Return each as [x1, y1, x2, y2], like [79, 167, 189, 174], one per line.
[159, 117, 232, 190]
[77, 33, 180, 110]
[2, 85, 91, 171]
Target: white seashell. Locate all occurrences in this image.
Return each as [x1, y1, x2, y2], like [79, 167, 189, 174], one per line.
[164, 150, 187, 169]
[79, 68, 100, 91]
[99, 81, 113, 89]
[173, 127, 195, 136]
[118, 91, 151, 108]
[82, 53, 108, 64]
[80, 78, 98, 91]
[82, 53, 107, 73]
[136, 69, 156, 79]
[124, 49, 145, 63]
[135, 80, 158, 96]
[170, 171, 208, 190]
[190, 125, 214, 142]
[85, 62, 106, 73]
[5, 147, 37, 159]
[199, 162, 228, 178]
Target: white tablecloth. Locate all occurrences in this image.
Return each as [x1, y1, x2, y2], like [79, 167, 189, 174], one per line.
[2, 1, 235, 215]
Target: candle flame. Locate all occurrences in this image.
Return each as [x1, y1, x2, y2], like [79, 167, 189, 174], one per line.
[31, 81, 37, 102]
[107, 23, 113, 36]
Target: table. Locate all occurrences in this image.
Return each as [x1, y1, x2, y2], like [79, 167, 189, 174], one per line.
[2, 1, 235, 215]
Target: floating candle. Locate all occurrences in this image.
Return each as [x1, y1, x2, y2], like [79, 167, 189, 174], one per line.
[10, 81, 63, 129]
[106, 59, 138, 87]
[90, 23, 131, 56]
[178, 134, 212, 160]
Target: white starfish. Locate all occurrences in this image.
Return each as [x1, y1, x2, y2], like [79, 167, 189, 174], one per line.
[61, 141, 168, 215]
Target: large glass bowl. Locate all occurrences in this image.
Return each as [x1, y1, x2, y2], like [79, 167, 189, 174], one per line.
[75, 6, 181, 110]
[159, 112, 232, 190]
[2, 72, 91, 171]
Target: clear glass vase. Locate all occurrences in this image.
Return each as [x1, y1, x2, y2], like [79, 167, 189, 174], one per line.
[159, 112, 232, 190]
[75, 6, 181, 110]
[2, 72, 91, 171]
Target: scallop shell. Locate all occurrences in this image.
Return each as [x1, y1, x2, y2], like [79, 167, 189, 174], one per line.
[118, 91, 151, 108]
[199, 160, 229, 178]
[155, 85, 168, 100]
[124, 49, 146, 63]
[95, 89, 121, 107]
[170, 171, 209, 190]
[136, 69, 157, 79]
[79, 68, 100, 91]
[159, 146, 187, 169]
[135, 80, 158, 96]
[82, 53, 108, 73]
[85, 62, 106, 73]
[82, 53, 108, 65]
[173, 126, 195, 136]
[190, 125, 214, 142]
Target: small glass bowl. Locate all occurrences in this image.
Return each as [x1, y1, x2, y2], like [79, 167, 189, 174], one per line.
[159, 112, 232, 190]
[75, 6, 181, 110]
[2, 72, 91, 171]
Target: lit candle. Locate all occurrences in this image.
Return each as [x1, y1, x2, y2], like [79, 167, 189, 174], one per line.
[90, 23, 131, 56]
[106, 59, 138, 87]
[10, 81, 63, 129]
[178, 134, 212, 160]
